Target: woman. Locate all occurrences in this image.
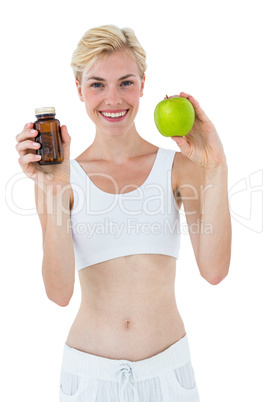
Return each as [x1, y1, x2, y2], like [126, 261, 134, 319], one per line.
[15, 24, 231, 402]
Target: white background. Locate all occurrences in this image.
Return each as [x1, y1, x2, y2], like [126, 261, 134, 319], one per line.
[1, 0, 267, 401]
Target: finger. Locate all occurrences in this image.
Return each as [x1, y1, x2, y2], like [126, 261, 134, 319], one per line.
[179, 92, 190, 98]
[18, 153, 41, 168]
[24, 122, 33, 129]
[179, 92, 210, 123]
[171, 136, 187, 145]
[15, 124, 36, 143]
[15, 139, 41, 156]
[15, 122, 33, 141]
[171, 135, 191, 154]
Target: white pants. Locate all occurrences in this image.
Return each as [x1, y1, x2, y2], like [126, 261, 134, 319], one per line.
[59, 333, 200, 402]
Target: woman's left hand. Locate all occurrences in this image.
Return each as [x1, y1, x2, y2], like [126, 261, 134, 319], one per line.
[169, 92, 227, 170]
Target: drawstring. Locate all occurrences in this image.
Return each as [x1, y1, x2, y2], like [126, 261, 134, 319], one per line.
[116, 363, 139, 402]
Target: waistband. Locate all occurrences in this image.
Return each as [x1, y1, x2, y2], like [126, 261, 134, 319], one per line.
[61, 333, 191, 383]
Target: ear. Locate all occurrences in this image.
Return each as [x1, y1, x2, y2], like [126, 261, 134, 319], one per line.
[75, 79, 84, 102]
[140, 74, 146, 97]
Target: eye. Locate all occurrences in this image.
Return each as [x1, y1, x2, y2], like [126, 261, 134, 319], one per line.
[90, 80, 133, 88]
[121, 80, 133, 86]
[91, 82, 103, 88]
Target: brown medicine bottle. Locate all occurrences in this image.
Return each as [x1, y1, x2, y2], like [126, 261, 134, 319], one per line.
[34, 107, 64, 165]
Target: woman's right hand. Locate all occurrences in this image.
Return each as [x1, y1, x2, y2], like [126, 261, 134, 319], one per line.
[15, 122, 72, 196]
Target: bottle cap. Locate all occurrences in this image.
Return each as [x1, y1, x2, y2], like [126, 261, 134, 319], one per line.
[35, 107, 55, 116]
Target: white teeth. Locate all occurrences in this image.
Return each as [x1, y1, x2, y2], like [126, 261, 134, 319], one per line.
[101, 110, 127, 118]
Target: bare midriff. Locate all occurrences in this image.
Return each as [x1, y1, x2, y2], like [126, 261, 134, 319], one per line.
[66, 253, 186, 362]
[66, 147, 185, 362]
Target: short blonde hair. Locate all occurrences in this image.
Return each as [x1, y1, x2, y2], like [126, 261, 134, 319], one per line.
[70, 24, 147, 84]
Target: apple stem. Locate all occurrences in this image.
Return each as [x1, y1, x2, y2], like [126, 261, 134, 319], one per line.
[166, 95, 169, 99]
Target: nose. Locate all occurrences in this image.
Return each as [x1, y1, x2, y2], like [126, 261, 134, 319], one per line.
[105, 86, 122, 106]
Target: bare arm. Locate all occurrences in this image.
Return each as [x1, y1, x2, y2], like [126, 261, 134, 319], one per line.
[171, 92, 231, 285]
[174, 153, 231, 285]
[35, 182, 75, 307]
[16, 121, 74, 306]
[198, 163, 231, 284]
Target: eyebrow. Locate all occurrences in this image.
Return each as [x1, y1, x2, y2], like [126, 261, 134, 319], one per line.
[86, 74, 136, 82]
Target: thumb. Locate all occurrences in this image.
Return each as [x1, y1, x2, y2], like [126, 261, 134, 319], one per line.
[60, 125, 71, 157]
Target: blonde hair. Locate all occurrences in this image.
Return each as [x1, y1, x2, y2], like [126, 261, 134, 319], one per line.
[70, 24, 147, 84]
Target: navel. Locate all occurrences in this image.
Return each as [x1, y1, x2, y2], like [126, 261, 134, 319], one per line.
[123, 319, 131, 331]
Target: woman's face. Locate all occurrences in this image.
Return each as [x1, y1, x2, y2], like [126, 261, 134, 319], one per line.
[76, 50, 145, 136]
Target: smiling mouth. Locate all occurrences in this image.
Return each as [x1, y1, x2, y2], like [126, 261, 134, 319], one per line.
[99, 109, 129, 121]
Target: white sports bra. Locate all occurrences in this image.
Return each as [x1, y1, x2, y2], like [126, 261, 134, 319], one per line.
[69, 147, 181, 271]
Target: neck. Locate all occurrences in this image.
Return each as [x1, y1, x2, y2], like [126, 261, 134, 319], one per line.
[91, 123, 145, 163]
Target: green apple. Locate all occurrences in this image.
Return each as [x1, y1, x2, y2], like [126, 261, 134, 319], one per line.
[154, 95, 195, 137]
